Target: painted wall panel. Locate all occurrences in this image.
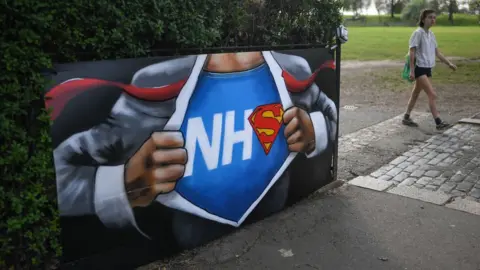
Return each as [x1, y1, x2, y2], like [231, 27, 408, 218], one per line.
[44, 48, 339, 268]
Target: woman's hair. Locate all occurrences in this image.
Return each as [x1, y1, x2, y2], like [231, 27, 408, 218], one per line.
[418, 9, 436, 27]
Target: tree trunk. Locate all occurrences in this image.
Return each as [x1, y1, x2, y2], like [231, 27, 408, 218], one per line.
[390, 0, 394, 18]
[448, 1, 454, 25]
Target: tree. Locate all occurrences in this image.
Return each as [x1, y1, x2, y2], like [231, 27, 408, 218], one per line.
[429, 0, 442, 11]
[374, 0, 388, 15]
[402, 0, 429, 21]
[445, 0, 460, 24]
[382, 0, 408, 18]
[344, 0, 373, 15]
[468, 0, 480, 21]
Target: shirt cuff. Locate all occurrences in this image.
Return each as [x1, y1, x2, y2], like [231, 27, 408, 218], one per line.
[94, 165, 150, 239]
[306, 112, 329, 159]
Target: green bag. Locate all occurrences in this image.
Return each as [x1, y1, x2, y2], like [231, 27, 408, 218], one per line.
[402, 53, 414, 82]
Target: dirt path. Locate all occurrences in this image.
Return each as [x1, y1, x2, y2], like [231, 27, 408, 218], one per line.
[341, 56, 478, 71]
[338, 57, 480, 136]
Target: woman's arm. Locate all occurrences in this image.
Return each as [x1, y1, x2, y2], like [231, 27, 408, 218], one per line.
[409, 47, 416, 71]
[435, 48, 456, 70]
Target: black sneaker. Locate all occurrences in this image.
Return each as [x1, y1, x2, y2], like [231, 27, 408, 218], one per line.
[402, 118, 418, 127]
[436, 121, 451, 130]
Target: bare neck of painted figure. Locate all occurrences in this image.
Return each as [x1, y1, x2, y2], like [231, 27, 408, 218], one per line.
[205, 52, 265, 73]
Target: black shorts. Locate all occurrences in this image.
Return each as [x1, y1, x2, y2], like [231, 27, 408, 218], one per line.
[414, 66, 432, 79]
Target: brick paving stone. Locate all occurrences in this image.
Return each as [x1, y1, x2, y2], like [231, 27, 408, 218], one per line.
[404, 165, 419, 173]
[430, 139, 443, 145]
[407, 155, 422, 163]
[469, 188, 480, 199]
[386, 168, 403, 177]
[456, 182, 474, 192]
[424, 152, 438, 159]
[472, 167, 480, 176]
[454, 158, 470, 166]
[393, 172, 410, 182]
[415, 158, 429, 166]
[399, 178, 416, 186]
[415, 151, 429, 157]
[436, 153, 450, 160]
[439, 182, 456, 193]
[426, 144, 437, 150]
[425, 185, 438, 191]
[451, 173, 466, 183]
[432, 177, 447, 186]
[472, 157, 480, 165]
[414, 183, 425, 189]
[411, 170, 426, 178]
[443, 157, 459, 164]
[390, 156, 407, 165]
[427, 158, 442, 165]
[465, 175, 478, 183]
[465, 196, 479, 202]
[409, 148, 421, 153]
[465, 162, 478, 170]
[419, 165, 434, 171]
[445, 148, 456, 154]
[377, 164, 395, 173]
[437, 162, 450, 168]
[378, 175, 393, 181]
[370, 170, 384, 178]
[451, 190, 466, 197]
[425, 170, 441, 178]
[397, 162, 411, 169]
[441, 171, 455, 178]
[417, 177, 433, 186]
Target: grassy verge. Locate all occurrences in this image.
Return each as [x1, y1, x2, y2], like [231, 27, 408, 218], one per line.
[367, 62, 480, 90]
[342, 26, 480, 61]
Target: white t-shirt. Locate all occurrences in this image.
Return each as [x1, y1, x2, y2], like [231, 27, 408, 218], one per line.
[409, 27, 438, 68]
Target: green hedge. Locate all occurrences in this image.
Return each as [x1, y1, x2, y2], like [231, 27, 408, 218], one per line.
[0, 0, 341, 268]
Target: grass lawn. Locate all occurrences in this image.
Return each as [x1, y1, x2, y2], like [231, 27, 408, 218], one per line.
[368, 62, 480, 90]
[342, 26, 480, 61]
[343, 14, 479, 27]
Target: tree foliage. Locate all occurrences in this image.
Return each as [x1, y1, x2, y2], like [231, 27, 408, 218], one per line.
[0, 0, 342, 269]
[469, 0, 480, 20]
[402, 0, 430, 21]
[344, 0, 373, 15]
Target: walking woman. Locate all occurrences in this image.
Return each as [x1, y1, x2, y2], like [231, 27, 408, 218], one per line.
[402, 9, 457, 130]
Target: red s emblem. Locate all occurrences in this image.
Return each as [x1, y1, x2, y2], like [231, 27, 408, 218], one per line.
[248, 103, 284, 155]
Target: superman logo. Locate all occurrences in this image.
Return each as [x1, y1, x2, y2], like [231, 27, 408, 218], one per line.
[248, 103, 284, 155]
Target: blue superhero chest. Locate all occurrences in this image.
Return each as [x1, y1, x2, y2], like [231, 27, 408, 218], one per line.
[177, 64, 289, 223]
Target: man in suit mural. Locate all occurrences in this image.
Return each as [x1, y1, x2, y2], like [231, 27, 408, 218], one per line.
[46, 51, 337, 250]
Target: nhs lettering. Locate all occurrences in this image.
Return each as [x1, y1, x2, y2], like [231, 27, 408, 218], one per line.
[183, 109, 254, 177]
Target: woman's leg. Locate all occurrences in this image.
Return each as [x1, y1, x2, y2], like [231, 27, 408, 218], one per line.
[403, 80, 422, 126]
[416, 75, 440, 118]
[415, 75, 450, 129]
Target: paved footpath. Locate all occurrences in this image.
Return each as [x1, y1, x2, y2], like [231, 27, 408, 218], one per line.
[136, 115, 480, 270]
[349, 122, 480, 216]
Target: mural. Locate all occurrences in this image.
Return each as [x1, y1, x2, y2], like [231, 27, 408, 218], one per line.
[45, 49, 338, 268]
